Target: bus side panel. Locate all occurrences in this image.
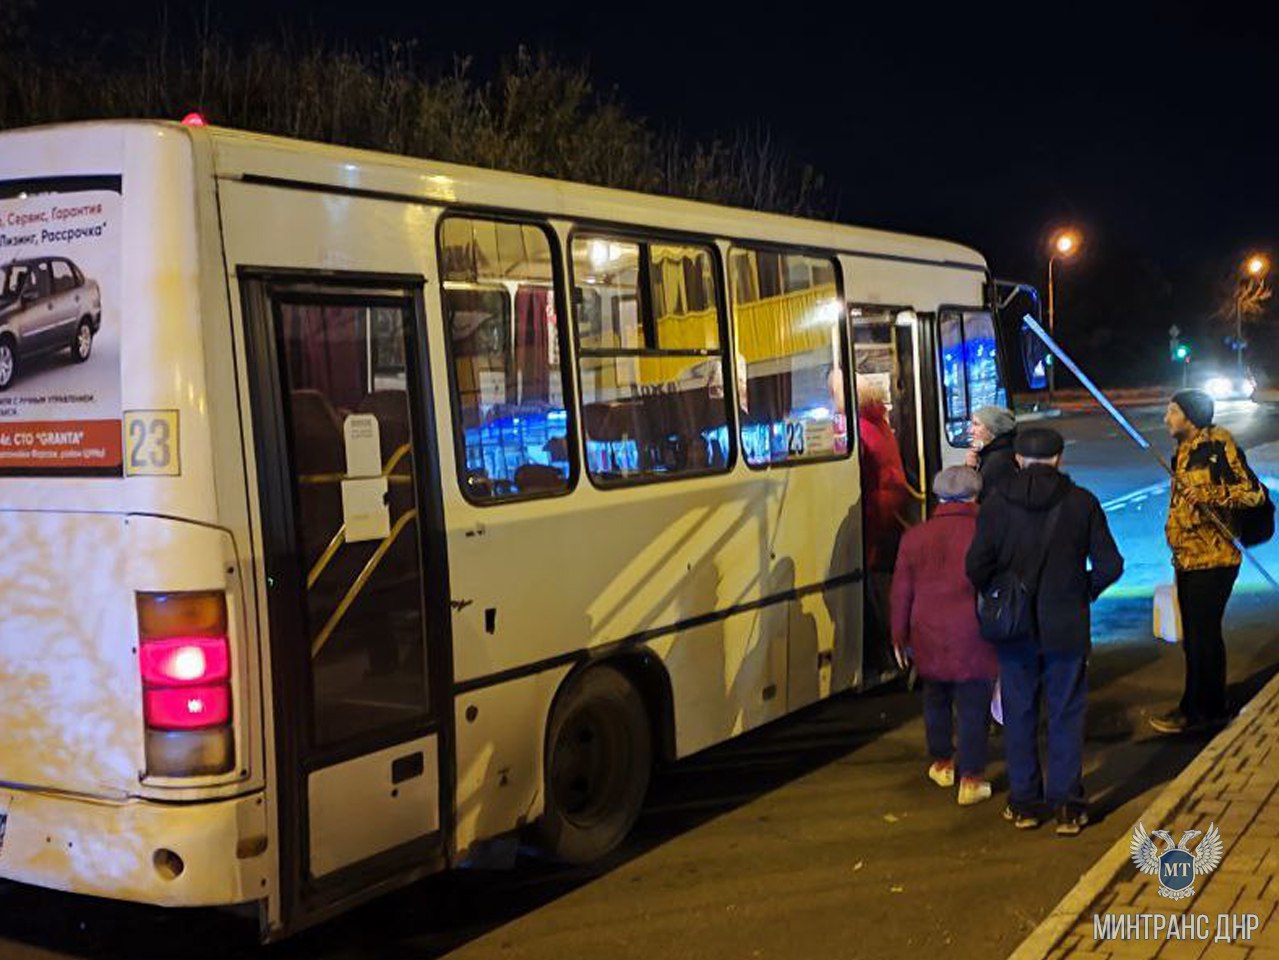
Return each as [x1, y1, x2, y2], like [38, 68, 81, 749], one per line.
[447, 458, 860, 690]
[840, 257, 982, 312]
[451, 667, 571, 856]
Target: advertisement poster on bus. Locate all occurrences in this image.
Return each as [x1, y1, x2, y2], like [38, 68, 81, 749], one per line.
[0, 176, 123, 475]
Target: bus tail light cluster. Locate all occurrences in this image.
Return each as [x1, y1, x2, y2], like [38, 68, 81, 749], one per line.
[137, 592, 235, 777]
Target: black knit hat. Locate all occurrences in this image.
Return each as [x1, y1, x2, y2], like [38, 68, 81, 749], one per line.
[1171, 389, 1214, 429]
[1014, 427, 1065, 459]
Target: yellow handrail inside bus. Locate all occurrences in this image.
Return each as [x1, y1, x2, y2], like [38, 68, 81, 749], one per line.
[302, 442, 414, 589]
[308, 527, 346, 589]
[311, 508, 419, 658]
[297, 443, 414, 485]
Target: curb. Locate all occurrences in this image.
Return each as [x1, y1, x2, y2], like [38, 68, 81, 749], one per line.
[1006, 665, 1279, 959]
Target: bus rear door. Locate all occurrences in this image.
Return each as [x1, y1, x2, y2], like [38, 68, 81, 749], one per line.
[239, 273, 452, 935]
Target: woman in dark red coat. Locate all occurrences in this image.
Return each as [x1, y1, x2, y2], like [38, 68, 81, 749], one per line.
[891, 465, 997, 806]
[857, 383, 910, 573]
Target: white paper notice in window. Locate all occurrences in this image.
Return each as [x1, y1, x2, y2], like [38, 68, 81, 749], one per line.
[340, 477, 391, 543]
[343, 413, 382, 478]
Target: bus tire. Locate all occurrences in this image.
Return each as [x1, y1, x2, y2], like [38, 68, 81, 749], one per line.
[535, 664, 652, 864]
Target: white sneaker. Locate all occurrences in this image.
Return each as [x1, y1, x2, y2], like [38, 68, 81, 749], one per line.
[958, 778, 993, 806]
[927, 761, 955, 788]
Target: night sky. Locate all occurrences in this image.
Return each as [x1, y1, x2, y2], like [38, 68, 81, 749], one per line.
[29, 1, 1279, 380]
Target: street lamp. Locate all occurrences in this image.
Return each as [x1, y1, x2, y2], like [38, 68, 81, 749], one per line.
[1047, 229, 1082, 403]
[1236, 253, 1271, 379]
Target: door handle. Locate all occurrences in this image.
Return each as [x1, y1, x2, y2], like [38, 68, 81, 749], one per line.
[391, 751, 424, 784]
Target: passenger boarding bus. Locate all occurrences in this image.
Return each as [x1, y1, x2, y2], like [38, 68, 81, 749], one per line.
[0, 120, 1022, 938]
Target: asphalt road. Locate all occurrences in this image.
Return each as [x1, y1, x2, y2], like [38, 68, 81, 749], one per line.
[4, 401, 1279, 960]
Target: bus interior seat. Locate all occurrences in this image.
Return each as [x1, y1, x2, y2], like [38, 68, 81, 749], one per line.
[289, 389, 345, 568]
[514, 463, 563, 493]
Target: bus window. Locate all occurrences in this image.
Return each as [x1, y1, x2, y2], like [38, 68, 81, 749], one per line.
[571, 235, 731, 484]
[438, 217, 571, 502]
[276, 299, 429, 745]
[939, 308, 1007, 446]
[729, 248, 849, 466]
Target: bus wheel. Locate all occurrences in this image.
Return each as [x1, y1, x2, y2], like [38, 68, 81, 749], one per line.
[535, 664, 652, 863]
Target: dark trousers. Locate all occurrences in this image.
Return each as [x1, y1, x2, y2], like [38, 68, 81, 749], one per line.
[922, 678, 994, 778]
[997, 645, 1088, 816]
[1176, 565, 1239, 722]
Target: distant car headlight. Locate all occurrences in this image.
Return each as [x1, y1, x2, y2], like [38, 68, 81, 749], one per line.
[1205, 376, 1233, 400]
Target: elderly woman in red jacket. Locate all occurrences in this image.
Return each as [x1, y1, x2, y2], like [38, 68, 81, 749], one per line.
[857, 379, 910, 572]
[890, 465, 998, 806]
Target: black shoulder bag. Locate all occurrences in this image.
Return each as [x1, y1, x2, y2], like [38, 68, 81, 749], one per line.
[977, 500, 1065, 645]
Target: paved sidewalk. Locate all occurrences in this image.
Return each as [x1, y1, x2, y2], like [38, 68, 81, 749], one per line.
[1011, 669, 1279, 959]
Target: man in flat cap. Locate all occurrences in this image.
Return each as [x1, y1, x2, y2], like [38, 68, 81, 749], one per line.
[965, 405, 1018, 500]
[1151, 389, 1266, 734]
[966, 427, 1123, 835]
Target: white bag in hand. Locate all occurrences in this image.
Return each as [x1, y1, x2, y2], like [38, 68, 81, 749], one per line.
[1152, 582, 1182, 643]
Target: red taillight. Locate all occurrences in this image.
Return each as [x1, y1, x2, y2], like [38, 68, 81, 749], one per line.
[181, 112, 207, 127]
[137, 592, 235, 773]
[140, 636, 230, 686]
[143, 685, 231, 730]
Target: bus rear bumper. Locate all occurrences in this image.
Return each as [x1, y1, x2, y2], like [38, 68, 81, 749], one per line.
[0, 786, 269, 908]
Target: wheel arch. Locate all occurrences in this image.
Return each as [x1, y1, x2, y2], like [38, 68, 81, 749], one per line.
[541, 648, 676, 776]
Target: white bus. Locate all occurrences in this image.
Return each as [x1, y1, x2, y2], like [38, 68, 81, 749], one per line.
[0, 120, 1017, 939]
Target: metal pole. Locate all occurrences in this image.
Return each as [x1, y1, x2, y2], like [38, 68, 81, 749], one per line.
[1236, 292, 1244, 381]
[1020, 313, 1279, 593]
[1047, 256, 1056, 405]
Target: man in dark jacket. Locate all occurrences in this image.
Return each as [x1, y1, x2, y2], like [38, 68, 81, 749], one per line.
[966, 427, 1124, 835]
[965, 405, 1017, 500]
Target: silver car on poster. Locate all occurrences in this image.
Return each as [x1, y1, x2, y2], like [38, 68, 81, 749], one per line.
[0, 255, 102, 390]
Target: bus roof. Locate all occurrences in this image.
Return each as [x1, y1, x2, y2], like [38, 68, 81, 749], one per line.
[2, 120, 988, 272]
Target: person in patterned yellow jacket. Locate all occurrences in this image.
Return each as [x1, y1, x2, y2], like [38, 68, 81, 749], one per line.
[1151, 389, 1265, 734]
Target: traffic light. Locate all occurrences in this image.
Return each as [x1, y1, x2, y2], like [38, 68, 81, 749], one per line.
[1174, 343, 1190, 361]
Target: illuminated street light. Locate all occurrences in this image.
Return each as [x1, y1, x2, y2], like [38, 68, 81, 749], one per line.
[1235, 253, 1272, 378]
[1046, 229, 1083, 403]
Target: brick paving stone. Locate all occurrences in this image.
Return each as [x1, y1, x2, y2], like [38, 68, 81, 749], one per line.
[1109, 939, 1161, 957]
[1156, 941, 1208, 960]
[1240, 876, 1271, 901]
[1191, 889, 1243, 919]
[1230, 838, 1272, 860]
[1232, 896, 1276, 919]
[1199, 946, 1250, 959]
[1110, 881, 1147, 907]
